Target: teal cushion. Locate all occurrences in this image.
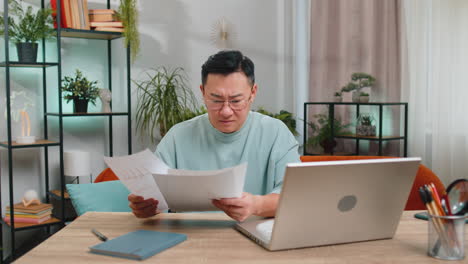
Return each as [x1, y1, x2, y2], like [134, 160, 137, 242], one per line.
[66, 181, 131, 216]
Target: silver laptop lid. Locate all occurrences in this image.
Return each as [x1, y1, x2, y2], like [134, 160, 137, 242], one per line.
[269, 158, 420, 251]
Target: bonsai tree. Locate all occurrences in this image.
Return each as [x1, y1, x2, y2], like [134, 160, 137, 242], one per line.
[256, 107, 298, 136]
[0, 0, 55, 62]
[134, 67, 200, 141]
[61, 69, 100, 113]
[306, 113, 350, 153]
[341, 72, 376, 102]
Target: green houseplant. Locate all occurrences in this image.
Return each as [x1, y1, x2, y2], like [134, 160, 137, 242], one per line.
[0, 0, 55, 62]
[117, 0, 140, 63]
[256, 107, 298, 136]
[61, 69, 100, 113]
[341, 72, 376, 102]
[135, 67, 201, 141]
[306, 113, 350, 153]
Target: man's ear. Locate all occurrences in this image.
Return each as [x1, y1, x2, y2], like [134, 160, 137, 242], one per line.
[200, 85, 205, 96]
[250, 84, 258, 102]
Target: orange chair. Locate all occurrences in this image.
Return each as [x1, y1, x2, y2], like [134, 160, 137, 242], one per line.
[300, 156, 445, 210]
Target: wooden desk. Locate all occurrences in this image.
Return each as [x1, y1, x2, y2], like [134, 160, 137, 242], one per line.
[16, 211, 466, 263]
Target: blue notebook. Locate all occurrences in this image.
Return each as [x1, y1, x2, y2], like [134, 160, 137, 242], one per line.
[89, 230, 187, 260]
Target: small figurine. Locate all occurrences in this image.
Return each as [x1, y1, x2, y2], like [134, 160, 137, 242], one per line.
[22, 189, 41, 207]
[99, 89, 112, 113]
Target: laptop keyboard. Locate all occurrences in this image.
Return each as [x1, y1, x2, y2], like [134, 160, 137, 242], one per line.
[255, 219, 275, 241]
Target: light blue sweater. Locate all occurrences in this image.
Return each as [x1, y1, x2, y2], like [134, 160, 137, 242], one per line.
[155, 111, 300, 195]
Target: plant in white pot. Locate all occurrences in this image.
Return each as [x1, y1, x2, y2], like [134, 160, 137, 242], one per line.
[341, 72, 376, 102]
[62, 70, 100, 113]
[359, 92, 370, 103]
[0, 0, 55, 63]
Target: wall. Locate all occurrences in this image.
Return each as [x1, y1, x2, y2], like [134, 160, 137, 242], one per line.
[0, 0, 296, 250]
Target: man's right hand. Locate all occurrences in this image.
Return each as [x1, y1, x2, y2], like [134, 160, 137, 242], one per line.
[128, 194, 159, 218]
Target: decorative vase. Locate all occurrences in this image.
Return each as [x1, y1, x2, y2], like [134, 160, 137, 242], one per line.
[360, 96, 370, 103]
[334, 95, 343, 102]
[16, 42, 38, 63]
[73, 99, 89, 113]
[352, 90, 361, 103]
[356, 113, 376, 136]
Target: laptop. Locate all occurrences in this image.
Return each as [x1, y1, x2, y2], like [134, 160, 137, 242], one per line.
[235, 157, 421, 251]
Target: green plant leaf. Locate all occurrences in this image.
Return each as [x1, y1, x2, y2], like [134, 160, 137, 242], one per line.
[134, 67, 202, 142]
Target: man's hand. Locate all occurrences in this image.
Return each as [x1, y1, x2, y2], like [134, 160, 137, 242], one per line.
[212, 192, 259, 222]
[128, 194, 159, 218]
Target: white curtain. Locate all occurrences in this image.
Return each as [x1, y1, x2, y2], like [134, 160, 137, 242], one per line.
[402, 0, 468, 185]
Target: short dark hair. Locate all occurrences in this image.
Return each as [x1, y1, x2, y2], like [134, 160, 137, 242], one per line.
[201, 50, 255, 86]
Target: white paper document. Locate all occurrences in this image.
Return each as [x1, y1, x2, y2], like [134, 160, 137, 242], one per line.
[104, 149, 247, 212]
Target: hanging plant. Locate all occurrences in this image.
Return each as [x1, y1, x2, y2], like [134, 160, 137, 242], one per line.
[117, 0, 140, 63]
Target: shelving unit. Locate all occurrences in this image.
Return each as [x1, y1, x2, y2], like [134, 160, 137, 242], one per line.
[303, 102, 408, 157]
[1, 1, 132, 262]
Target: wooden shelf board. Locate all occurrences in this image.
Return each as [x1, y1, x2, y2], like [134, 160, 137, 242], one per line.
[58, 28, 122, 40]
[0, 61, 58, 67]
[46, 112, 129, 117]
[337, 134, 404, 140]
[48, 190, 70, 199]
[0, 139, 60, 149]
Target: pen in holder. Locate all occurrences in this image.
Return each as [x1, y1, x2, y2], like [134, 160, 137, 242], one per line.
[428, 213, 466, 260]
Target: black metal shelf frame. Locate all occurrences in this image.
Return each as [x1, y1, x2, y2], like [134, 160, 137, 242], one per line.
[1, 0, 132, 262]
[303, 102, 408, 157]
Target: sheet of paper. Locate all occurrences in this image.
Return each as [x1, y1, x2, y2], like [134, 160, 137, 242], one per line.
[153, 163, 247, 211]
[104, 149, 169, 210]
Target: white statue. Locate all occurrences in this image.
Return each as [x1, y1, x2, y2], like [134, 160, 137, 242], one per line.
[99, 89, 112, 113]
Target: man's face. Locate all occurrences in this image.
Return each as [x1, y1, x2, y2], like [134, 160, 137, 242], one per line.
[200, 72, 257, 133]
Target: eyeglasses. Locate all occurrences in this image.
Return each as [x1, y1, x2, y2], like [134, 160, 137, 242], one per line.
[204, 96, 251, 111]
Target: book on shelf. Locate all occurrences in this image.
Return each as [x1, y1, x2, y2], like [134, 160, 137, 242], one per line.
[69, 0, 80, 29]
[6, 203, 53, 214]
[3, 215, 51, 224]
[82, 0, 91, 30]
[90, 21, 123, 28]
[6, 209, 53, 219]
[89, 9, 116, 22]
[51, 0, 72, 28]
[94, 27, 124, 33]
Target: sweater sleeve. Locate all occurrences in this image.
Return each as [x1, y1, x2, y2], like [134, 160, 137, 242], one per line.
[269, 122, 301, 194]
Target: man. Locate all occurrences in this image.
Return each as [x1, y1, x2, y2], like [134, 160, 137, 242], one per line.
[129, 50, 300, 222]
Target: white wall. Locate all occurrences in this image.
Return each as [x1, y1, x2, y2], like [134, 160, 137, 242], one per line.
[0, 0, 297, 234]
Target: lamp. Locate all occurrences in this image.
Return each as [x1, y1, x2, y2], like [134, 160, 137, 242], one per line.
[64, 150, 92, 183]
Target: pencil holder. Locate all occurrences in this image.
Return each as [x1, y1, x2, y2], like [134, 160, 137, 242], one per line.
[428, 214, 466, 260]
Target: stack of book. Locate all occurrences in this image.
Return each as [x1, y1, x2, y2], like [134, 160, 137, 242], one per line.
[3, 203, 53, 224]
[51, 0, 91, 30]
[89, 9, 124, 32]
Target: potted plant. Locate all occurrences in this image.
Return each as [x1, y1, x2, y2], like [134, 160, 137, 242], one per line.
[117, 0, 140, 63]
[256, 107, 298, 136]
[356, 113, 376, 136]
[135, 67, 200, 141]
[0, 0, 55, 62]
[340, 72, 376, 102]
[333, 91, 342, 102]
[359, 92, 370, 103]
[306, 113, 350, 154]
[62, 69, 100, 113]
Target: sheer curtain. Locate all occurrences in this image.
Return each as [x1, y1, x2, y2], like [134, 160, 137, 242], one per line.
[402, 0, 468, 185]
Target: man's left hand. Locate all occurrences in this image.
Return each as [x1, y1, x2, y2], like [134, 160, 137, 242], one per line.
[212, 192, 259, 222]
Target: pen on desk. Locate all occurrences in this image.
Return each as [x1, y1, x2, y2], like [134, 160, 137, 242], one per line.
[91, 228, 108, 242]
